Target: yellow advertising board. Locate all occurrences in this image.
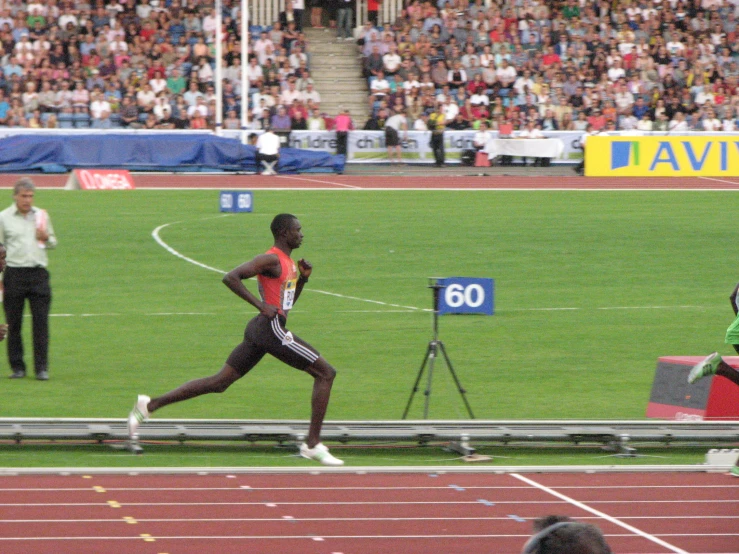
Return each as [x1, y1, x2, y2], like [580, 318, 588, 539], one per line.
[585, 135, 739, 177]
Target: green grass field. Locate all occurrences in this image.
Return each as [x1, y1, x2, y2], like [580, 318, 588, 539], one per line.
[0, 188, 736, 466]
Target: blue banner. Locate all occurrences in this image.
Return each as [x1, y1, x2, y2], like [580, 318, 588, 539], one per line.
[437, 277, 494, 315]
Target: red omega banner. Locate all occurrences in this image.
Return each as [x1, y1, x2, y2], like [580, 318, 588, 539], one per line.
[64, 169, 136, 190]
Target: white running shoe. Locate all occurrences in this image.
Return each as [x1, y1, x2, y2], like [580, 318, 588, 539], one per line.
[299, 442, 344, 466]
[127, 395, 150, 440]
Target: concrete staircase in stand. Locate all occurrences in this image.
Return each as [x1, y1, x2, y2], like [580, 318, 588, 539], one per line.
[304, 27, 369, 125]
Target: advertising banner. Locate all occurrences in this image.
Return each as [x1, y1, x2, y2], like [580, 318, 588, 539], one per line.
[286, 130, 586, 164]
[585, 135, 739, 177]
[64, 169, 135, 190]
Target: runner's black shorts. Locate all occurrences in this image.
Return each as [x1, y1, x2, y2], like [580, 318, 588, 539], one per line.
[226, 314, 320, 375]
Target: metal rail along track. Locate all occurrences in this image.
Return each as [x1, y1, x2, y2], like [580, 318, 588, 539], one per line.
[1, 418, 737, 456]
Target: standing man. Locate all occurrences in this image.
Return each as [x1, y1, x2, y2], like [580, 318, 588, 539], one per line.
[255, 125, 281, 175]
[0, 244, 8, 342]
[429, 104, 446, 167]
[128, 214, 343, 466]
[336, 0, 353, 41]
[334, 106, 353, 157]
[0, 178, 56, 380]
[384, 106, 407, 164]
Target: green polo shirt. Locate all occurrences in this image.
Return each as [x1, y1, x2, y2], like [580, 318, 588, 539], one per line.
[0, 204, 57, 268]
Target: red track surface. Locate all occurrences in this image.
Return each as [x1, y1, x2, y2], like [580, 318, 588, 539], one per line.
[0, 471, 737, 553]
[3, 173, 739, 190]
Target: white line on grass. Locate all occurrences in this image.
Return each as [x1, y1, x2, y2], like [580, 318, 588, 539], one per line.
[150, 218, 708, 315]
[511, 473, 689, 554]
[151, 218, 429, 312]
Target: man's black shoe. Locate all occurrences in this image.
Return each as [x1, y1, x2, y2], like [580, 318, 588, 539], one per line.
[35, 371, 49, 381]
[9, 370, 25, 379]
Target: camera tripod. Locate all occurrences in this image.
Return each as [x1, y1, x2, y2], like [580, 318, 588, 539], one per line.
[402, 279, 475, 420]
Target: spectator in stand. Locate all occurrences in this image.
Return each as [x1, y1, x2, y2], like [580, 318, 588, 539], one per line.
[137, 82, 156, 114]
[291, 108, 308, 130]
[271, 105, 292, 132]
[224, 109, 240, 130]
[119, 95, 140, 128]
[71, 80, 89, 114]
[703, 108, 722, 132]
[307, 107, 326, 131]
[90, 90, 112, 129]
[336, 0, 353, 41]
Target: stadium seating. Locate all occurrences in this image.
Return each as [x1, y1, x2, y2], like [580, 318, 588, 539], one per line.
[355, 2, 739, 132]
[2, 2, 314, 131]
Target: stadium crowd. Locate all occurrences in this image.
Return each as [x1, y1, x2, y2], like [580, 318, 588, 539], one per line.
[357, 0, 739, 134]
[0, 0, 322, 131]
[4, 0, 739, 135]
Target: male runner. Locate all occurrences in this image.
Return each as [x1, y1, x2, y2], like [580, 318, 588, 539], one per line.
[127, 214, 343, 466]
[688, 281, 739, 477]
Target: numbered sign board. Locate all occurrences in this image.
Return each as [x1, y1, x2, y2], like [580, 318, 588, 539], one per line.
[437, 277, 494, 315]
[220, 191, 253, 213]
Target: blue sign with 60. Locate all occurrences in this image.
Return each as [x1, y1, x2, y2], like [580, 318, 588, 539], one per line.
[437, 277, 494, 315]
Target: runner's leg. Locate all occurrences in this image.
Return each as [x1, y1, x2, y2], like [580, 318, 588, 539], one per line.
[147, 364, 243, 413]
[302, 357, 336, 448]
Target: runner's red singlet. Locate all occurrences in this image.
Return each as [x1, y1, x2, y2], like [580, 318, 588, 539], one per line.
[257, 247, 298, 316]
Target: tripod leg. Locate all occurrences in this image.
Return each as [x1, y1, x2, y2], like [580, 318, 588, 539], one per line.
[438, 341, 476, 419]
[423, 342, 438, 419]
[402, 343, 432, 419]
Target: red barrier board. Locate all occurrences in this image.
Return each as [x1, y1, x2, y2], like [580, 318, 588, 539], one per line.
[64, 169, 135, 190]
[646, 356, 739, 420]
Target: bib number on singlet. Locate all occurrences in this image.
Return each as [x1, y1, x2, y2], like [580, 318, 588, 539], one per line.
[282, 279, 297, 311]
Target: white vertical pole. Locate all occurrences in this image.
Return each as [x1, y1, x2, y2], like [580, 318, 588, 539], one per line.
[241, 0, 250, 143]
[215, 0, 223, 136]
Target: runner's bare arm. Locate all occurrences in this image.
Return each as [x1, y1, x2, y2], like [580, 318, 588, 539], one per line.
[223, 254, 281, 317]
[294, 258, 312, 304]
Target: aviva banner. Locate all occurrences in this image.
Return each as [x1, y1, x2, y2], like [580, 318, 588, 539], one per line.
[585, 135, 739, 176]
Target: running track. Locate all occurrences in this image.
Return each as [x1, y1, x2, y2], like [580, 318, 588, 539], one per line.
[0, 471, 737, 553]
[6, 173, 739, 190]
[4, 173, 737, 553]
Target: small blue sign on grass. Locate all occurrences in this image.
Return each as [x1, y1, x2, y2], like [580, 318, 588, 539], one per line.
[220, 191, 253, 213]
[437, 277, 494, 315]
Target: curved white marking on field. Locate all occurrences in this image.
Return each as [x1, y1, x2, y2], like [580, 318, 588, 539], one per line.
[152, 218, 705, 314]
[152, 218, 428, 311]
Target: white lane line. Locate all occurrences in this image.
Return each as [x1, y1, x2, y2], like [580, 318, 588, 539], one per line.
[3, 515, 738, 523]
[4, 499, 734, 507]
[698, 176, 739, 186]
[2, 484, 727, 492]
[1, 533, 736, 541]
[275, 175, 362, 189]
[511, 473, 689, 554]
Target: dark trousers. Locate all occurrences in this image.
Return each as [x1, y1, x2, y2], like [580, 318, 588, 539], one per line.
[336, 130, 348, 156]
[256, 153, 279, 173]
[431, 132, 444, 166]
[3, 267, 51, 374]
